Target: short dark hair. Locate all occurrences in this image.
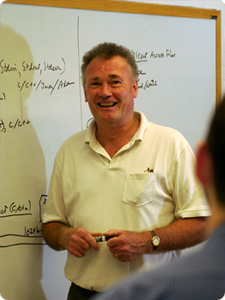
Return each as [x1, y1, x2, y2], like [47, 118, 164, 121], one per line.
[206, 96, 225, 206]
[81, 42, 138, 84]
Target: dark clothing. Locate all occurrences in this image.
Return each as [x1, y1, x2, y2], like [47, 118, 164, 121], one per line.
[94, 223, 225, 300]
[67, 283, 99, 300]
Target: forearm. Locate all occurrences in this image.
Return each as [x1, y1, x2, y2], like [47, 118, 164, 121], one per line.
[106, 217, 208, 262]
[42, 221, 74, 251]
[152, 217, 208, 252]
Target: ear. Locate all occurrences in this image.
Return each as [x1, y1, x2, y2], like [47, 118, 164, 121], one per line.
[83, 84, 88, 102]
[196, 142, 213, 186]
[133, 80, 138, 99]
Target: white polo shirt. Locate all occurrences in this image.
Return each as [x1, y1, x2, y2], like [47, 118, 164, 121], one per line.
[42, 112, 210, 291]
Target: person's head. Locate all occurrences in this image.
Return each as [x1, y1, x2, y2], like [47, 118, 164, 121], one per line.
[81, 42, 138, 84]
[81, 43, 139, 127]
[196, 96, 225, 229]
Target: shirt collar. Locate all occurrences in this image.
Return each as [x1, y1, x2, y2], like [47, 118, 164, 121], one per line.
[85, 111, 149, 145]
[134, 111, 149, 141]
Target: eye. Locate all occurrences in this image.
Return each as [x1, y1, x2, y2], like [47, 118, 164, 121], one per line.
[110, 80, 122, 87]
[89, 81, 100, 88]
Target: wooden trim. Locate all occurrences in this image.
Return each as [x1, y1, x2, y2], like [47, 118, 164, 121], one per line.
[215, 10, 222, 107]
[3, 0, 220, 19]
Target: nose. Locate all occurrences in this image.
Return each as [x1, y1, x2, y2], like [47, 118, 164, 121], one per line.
[98, 83, 112, 98]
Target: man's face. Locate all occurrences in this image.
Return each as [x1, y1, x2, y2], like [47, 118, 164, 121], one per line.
[83, 56, 138, 127]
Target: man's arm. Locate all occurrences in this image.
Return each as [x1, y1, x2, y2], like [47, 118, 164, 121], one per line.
[105, 217, 208, 262]
[42, 222, 99, 257]
[153, 217, 208, 251]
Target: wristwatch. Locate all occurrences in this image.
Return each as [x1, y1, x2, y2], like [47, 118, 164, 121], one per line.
[150, 230, 160, 251]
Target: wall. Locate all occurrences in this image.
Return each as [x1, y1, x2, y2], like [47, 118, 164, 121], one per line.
[125, 0, 225, 100]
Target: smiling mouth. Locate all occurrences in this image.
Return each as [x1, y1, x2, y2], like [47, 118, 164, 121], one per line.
[98, 102, 117, 107]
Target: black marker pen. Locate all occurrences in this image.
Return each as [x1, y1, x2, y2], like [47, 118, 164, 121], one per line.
[94, 236, 115, 242]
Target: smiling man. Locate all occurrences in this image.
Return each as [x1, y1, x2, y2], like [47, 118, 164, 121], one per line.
[42, 42, 210, 300]
[83, 54, 139, 158]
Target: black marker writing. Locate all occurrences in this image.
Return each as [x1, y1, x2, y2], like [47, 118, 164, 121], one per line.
[0, 200, 32, 218]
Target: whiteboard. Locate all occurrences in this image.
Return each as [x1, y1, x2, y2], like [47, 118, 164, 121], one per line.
[0, 2, 219, 299]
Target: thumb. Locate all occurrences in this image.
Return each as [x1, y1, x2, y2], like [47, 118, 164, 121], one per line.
[104, 230, 122, 237]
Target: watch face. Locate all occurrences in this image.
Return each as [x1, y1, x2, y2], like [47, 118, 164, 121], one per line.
[153, 237, 160, 246]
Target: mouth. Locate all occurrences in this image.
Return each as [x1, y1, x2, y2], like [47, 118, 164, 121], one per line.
[97, 102, 117, 108]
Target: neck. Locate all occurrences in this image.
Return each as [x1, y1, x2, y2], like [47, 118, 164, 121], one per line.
[96, 115, 140, 158]
[206, 187, 225, 234]
[208, 204, 225, 234]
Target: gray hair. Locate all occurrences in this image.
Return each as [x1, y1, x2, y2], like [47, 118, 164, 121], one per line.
[81, 42, 138, 84]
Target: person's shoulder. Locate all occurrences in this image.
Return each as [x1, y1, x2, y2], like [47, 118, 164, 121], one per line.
[55, 129, 87, 159]
[145, 122, 190, 154]
[138, 111, 186, 142]
[148, 121, 184, 139]
[61, 129, 86, 147]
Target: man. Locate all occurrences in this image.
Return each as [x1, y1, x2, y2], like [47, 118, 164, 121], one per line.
[42, 42, 210, 300]
[93, 97, 225, 300]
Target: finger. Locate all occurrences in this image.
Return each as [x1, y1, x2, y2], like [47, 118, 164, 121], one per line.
[114, 253, 118, 259]
[91, 232, 104, 237]
[104, 230, 122, 237]
[90, 233, 104, 249]
[77, 228, 99, 251]
[84, 234, 99, 251]
[70, 229, 99, 252]
[113, 253, 127, 262]
[69, 238, 89, 254]
[68, 243, 88, 257]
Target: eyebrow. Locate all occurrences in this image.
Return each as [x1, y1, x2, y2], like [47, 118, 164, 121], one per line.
[89, 76, 100, 81]
[108, 74, 121, 78]
[89, 74, 122, 81]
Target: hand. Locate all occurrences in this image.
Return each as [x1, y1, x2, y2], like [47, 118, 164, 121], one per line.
[66, 227, 100, 258]
[104, 230, 152, 262]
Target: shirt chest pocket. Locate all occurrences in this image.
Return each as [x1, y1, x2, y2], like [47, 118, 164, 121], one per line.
[123, 173, 155, 207]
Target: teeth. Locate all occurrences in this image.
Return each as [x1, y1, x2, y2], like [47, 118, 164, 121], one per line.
[98, 102, 116, 107]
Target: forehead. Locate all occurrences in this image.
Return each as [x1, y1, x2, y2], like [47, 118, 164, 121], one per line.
[85, 56, 131, 78]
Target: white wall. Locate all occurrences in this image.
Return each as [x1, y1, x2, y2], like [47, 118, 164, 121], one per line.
[122, 0, 225, 98]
